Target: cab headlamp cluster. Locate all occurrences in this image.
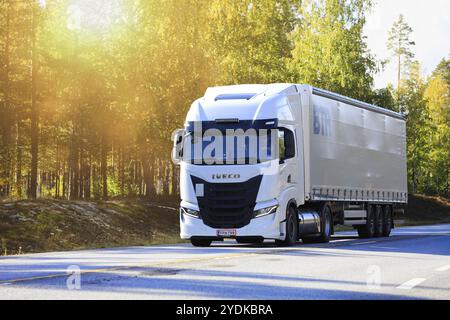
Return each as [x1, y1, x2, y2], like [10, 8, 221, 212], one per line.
[181, 205, 277, 219]
[180, 207, 200, 218]
[253, 205, 278, 218]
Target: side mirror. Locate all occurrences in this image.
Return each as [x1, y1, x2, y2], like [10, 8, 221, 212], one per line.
[278, 128, 295, 164]
[284, 130, 296, 159]
[171, 128, 185, 165]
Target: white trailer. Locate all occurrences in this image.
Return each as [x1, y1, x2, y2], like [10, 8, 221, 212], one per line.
[172, 84, 407, 247]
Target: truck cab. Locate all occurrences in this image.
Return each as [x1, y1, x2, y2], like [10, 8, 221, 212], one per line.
[173, 84, 311, 247]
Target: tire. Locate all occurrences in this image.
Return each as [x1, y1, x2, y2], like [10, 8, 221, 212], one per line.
[357, 205, 375, 238]
[190, 238, 212, 247]
[302, 205, 332, 244]
[275, 205, 298, 247]
[374, 205, 384, 237]
[382, 206, 393, 237]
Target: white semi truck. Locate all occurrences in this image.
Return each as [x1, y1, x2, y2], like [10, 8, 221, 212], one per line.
[172, 84, 407, 247]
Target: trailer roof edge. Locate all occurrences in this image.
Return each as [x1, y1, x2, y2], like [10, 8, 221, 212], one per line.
[312, 87, 406, 121]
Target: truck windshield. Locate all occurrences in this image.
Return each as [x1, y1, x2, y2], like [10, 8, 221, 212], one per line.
[182, 119, 279, 165]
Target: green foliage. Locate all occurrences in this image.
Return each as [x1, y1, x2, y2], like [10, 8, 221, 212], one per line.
[432, 57, 450, 86]
[399, 58, 450, 197]
[207, 0, 299, 84]
[370, 85, 397, 111]
[0, 0, 448, 200]
[424, 71, 450, 196]
[289, 0, 376, 100]
[401, 73, 431, 194]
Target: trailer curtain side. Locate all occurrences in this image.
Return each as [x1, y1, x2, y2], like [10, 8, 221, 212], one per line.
[303, 88, 408, 204]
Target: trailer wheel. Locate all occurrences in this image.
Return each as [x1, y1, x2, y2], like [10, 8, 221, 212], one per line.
[190, 238, 212, 247]
[357, 205, 375, 238]
[302, 205, 332, 244]
[374, 205, 384, 237]
[382, 206, 392, 237]
[275, 205, 298, 247]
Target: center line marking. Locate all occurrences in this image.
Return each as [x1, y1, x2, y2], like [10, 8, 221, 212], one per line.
[436, 265, 450, 272]
[397, 278, 426, 290]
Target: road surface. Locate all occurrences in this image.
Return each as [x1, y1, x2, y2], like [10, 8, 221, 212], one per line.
[1, 224, 449, 300]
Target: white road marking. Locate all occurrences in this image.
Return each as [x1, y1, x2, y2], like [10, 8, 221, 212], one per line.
[436, 265, 450, 272]
[397, 278, 427, 290]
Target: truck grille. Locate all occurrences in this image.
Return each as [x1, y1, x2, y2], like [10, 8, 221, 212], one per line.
[190, 175, 262, 229]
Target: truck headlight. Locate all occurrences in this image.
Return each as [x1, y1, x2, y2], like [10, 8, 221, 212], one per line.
[253, 205, 278, 218]
[180, 207, 200, 218]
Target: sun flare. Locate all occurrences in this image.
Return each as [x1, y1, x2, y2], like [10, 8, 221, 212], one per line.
[67, 0, 124, 32]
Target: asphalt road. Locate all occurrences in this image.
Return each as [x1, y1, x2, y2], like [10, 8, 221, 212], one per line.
[0, 224, 449, 300]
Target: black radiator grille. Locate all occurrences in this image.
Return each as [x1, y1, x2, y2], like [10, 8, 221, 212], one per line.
[191, 175, 262, 229]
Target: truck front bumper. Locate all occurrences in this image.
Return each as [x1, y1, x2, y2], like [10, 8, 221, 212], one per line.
[180, 210, 283, 241]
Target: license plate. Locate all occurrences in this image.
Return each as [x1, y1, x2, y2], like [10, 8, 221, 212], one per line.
[217, 229, 237, 237]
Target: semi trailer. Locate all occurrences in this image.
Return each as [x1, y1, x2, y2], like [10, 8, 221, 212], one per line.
[172, 84, 407, 247]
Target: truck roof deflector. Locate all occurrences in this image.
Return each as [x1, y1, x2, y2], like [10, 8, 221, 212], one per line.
[215, 93, 256, 101]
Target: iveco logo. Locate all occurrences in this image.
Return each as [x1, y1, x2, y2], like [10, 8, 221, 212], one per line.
[212, 174, 241, 180]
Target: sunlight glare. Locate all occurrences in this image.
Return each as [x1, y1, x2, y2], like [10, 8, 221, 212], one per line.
[67, 0, 124, 32]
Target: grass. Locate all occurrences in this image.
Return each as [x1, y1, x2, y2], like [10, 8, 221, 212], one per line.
[0, 199, 183, 255]
[403, 194, 450, 226]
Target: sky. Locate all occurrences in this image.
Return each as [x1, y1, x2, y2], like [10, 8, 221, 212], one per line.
[364, 0, 450, 89]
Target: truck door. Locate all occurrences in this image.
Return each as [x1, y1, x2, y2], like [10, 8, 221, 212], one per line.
[278, 127, 298, 191]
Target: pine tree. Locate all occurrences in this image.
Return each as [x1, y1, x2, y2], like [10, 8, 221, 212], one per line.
[387, 15, 415, 91]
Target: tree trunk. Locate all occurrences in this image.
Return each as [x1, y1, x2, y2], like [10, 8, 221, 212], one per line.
[171, 162, 178, 196]
[165, 160, 171, 195]
[29, 4, 39, 199]
[397, 51, 401, 91]
[445, 165, 449, 198]
[101, 135, 108, 200]
[1, 0, 13, 198]
[15, 121, 22, 198]
[142, 153, 155, 199]
[62, 162, 67, 199]
[119, 145, 125, 196]
[85, 155, 91, 199]
[69, 129, 79, 200]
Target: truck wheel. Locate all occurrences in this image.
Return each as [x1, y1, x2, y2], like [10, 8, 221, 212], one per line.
[302, 205, 332, 244]
[357, 205, 375, 238]
[374, 205, 384, 237]
[382, 206, 392, 237]
[190, 238, 212, 247]
[275, 206, 298, 247]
